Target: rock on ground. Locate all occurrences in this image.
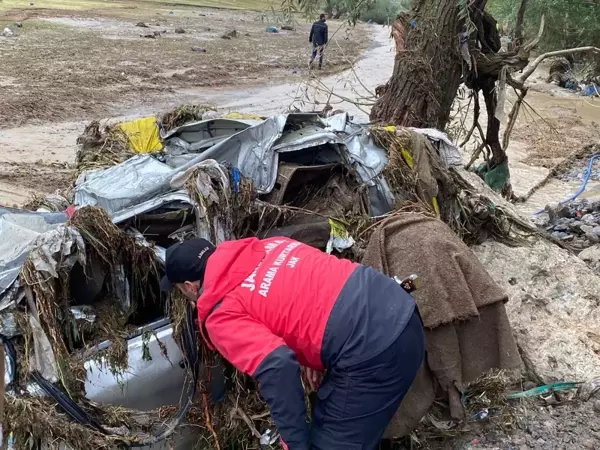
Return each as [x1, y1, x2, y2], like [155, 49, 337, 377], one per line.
[473, 238, 600, 383]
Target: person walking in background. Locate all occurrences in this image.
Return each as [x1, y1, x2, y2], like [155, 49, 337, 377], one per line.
[309, 13, 328, 70]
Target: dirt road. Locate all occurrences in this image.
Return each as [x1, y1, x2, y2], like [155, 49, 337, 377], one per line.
[0, 24, 392, 206]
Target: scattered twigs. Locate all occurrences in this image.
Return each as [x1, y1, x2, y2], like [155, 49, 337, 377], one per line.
[516, 143, 600, 203]
[253, 199, 348, 224]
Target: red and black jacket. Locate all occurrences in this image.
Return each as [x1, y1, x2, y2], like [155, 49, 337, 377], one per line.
[197, 237, 415, 450]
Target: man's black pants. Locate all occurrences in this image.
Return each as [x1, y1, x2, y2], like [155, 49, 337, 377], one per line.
[311, 44, 324, 68]
[309, 310, 425, 449]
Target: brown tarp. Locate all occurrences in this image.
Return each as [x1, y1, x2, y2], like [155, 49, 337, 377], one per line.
[361, 213, 521, 438]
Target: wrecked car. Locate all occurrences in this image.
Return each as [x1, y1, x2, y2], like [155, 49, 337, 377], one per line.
[2, 111, 532, 449]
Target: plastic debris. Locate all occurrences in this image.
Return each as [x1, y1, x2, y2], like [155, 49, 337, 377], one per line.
[70, 306, 97, 324]
[471, 408, 489, 421]
[260, 428, 280, 448]
[326, 218, 355, 254]
[506, 382, 580, 399]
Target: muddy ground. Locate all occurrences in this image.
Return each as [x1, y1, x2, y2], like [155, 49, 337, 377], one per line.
[0, 2, 369, 205]
[0, 6, 368, 127]
[417, 398, 600, 450]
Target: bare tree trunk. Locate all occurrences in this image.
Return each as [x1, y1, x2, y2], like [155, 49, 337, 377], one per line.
[514, 0, 528, 49]
[370, 0, 463, 127]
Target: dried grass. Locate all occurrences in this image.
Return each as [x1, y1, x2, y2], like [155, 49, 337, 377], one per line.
[159, 104, 216, 132]
[463, 369, 521, 431]
[75, 121, 132, 175]
[17, 207, 159, 392]
[70, 206, 160, 309]
[373, 127, 532, 246]
[5, 396, 130, 450]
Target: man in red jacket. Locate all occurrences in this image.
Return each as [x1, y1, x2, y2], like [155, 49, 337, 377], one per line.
[160, 237, 424, 450]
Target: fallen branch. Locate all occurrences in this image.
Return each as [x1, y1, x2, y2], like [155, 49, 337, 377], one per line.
[519, 46, 600, 83]
[202, 392, 221, 450]
[465, 142, 487, 170]
[229, 395, 262, 439]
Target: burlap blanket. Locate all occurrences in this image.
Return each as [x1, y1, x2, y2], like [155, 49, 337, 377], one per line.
[361, 213, 521, 437]
[363, 212, 508, 328]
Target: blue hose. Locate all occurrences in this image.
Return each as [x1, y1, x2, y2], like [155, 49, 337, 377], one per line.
[533, 152, 600, 215]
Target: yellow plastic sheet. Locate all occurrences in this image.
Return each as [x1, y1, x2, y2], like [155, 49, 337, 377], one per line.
[119, 117, 163, 154]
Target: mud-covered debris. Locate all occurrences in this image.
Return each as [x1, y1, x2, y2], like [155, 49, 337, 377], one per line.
[174, 28, 185, 34]
[539, 199, 600, 250]
[136, 22, 149, 28]
[1, 27, 15, 37]
[221, 29, 238, 39]
[141, 33, 156, 39]
[281, 25, 295, 31]
[578, 244, 600, 267]
[191, 46, 206, 53]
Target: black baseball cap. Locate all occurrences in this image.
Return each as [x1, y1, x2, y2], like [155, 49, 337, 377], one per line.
[160, 238, 216, 292]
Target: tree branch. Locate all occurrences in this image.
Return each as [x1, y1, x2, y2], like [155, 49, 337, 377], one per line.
[518, 46, 600, 83]
[460, 93, 480, 148]
[522, 14, 545, 53]
[502, 86, 528, 150]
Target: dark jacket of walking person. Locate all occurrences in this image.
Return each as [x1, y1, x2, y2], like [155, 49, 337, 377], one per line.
[309, 14, 328, 68]
[161, 237, 425, 450]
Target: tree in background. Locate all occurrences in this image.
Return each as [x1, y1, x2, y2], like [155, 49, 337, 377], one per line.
[490, 0, 600, 83]
[489, 0, 600, 52]
[360, 0, 411, 25]
[323, 0, 348, 19]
